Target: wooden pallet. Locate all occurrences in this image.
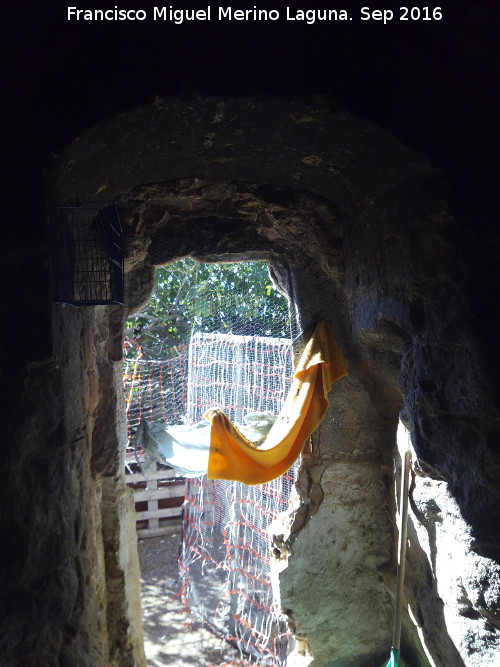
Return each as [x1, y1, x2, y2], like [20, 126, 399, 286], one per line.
[126, 462, 185, 538]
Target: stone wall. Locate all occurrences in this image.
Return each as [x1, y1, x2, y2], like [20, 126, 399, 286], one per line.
[0, 301, 145, 665]
[1, 97, 497, 665]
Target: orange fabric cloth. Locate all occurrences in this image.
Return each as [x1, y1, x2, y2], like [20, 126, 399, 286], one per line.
[204, 321, 348, 485]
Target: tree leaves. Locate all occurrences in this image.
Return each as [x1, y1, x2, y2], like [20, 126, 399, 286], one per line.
[125, 258, 290, 360]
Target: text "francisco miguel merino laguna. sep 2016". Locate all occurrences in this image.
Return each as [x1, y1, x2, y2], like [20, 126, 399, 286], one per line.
[67, 6, 444, 25]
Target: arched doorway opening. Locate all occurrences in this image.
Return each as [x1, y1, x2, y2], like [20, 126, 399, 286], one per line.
[125, 257, 299, 664]
[46, 97, 491, 667]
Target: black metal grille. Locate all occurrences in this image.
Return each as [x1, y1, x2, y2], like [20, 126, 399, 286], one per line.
[49, 202, 124, 306]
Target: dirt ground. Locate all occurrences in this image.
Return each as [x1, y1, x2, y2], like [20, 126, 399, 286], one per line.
[137, 533, 243, 667]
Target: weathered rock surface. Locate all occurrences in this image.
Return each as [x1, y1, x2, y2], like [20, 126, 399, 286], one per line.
[408, 438, 500, 666]
[1, 96, 498, 666]
[0, 304, 146, 665]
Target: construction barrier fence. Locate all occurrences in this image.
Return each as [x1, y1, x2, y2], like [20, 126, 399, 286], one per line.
[124, 332, 296, 665]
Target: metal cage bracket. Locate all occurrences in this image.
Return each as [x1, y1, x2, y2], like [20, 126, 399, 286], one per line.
[48, 201, 124, 306]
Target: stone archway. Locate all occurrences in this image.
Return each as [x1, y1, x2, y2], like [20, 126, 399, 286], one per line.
[44, 97, 499, 666]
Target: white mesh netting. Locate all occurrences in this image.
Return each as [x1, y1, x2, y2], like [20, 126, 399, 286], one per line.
[124, 259, 300, 666]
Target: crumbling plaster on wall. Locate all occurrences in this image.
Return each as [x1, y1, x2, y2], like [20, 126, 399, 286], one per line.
[40, 97, 500, 665]
[279, 458, 394, 666]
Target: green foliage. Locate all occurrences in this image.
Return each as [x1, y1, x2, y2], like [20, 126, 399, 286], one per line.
[125, 258, 290, 359]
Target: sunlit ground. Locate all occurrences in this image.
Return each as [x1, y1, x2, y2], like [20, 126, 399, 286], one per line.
[138, 535, 242, 666]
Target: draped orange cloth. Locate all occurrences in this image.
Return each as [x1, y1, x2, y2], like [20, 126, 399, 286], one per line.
[204, 321, 348, 485]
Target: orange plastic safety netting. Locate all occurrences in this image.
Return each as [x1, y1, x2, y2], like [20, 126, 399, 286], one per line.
[181, 472, 296, 666]
[124, 332, 297, 665]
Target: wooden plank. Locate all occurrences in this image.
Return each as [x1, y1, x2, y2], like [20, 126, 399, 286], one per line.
[136, 506, 183, 521]
[126, 468, 182, 483]
[148, 478, 160, 530]
[127, 460, 185, 539]
[133, 486, 184, 502]
[137, 522, 182, 539]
